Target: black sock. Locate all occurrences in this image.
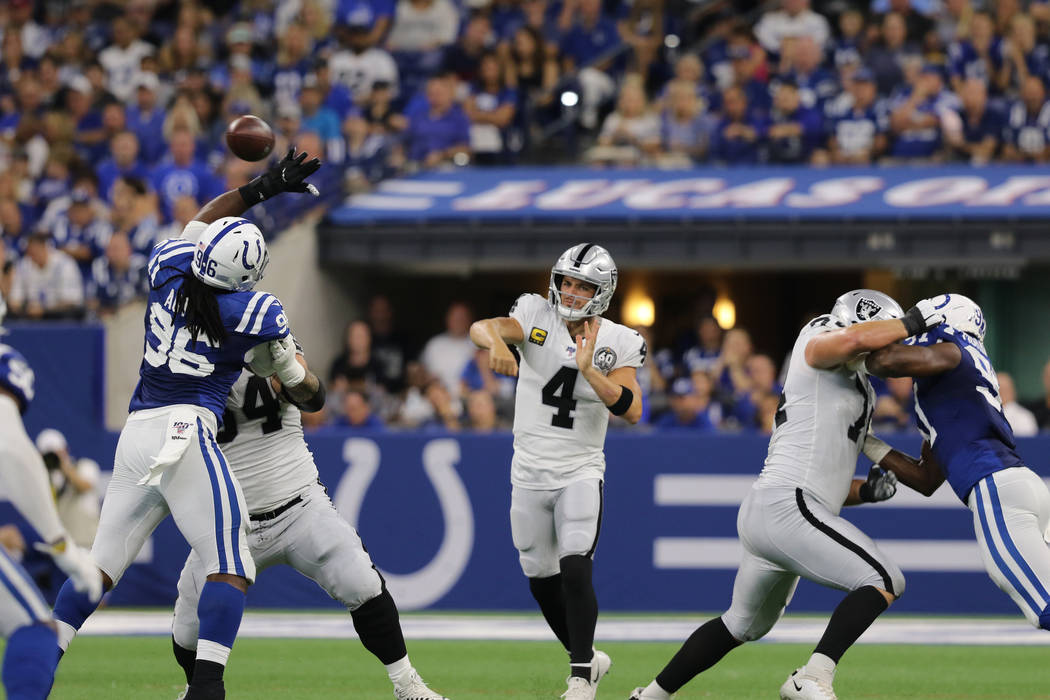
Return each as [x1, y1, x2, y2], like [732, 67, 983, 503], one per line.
[172, 636, 196, 684]
[655, 617, 742, 693]
[559, 555, 597, 676]
[528, 574, 571, 651]
[814, 585, 890, 663]
[190, 660, 224, 686]
[351, 590, 408, 664]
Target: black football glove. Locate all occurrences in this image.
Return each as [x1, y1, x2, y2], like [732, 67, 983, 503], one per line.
[859, 465, 898, 503]
[239, 147, 322, 204]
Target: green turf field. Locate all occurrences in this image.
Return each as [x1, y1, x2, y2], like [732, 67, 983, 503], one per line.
[38, 638, 1048, 699]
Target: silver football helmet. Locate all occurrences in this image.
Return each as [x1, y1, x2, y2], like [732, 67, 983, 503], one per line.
[548, 243, 618, 320]
[830, 289, 904, 325]
[932, 293, 986, 342]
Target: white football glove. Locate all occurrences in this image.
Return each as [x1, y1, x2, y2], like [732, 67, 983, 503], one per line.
[246, 343, 277, 377]
[901, 298, 945, 337]
[859, 466, 898, 503]
[270, 335, 306, 387]
[35, 537, 103, 602]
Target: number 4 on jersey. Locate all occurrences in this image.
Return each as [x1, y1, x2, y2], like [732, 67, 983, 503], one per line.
[542, 367, 578, 429]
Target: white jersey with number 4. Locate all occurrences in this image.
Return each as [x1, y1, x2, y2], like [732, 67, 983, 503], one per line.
[509, 293, 646, 490]
[216, 370, 318, 513]
[755, 314, 876, 515]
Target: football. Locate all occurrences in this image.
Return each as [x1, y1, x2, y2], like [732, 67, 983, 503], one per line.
[225, 115, 275, 162]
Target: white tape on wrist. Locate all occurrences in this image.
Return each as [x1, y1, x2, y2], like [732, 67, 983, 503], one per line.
[863, 434, 893, 464]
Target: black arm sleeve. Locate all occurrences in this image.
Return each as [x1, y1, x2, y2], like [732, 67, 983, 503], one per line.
[282, 379, 327, 413]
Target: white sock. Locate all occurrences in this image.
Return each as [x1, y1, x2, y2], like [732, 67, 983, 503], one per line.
[56, 620, 77, 652]
[386, 655, 412, 684]
[643, 680, 672, 699]
[196, 639, 231, 666]
[805, 653, 837, 683]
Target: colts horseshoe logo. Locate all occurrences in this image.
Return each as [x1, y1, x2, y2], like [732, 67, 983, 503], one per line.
[332, 438, 475, 609]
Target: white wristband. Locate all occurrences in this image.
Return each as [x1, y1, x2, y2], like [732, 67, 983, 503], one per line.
[862, 434, 893, 464]
[277, 360, 306, 387]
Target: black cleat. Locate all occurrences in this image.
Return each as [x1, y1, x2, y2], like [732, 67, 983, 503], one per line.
[183, 680, 225, 700]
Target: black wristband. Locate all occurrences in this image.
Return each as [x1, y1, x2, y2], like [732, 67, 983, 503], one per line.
[858, 481, 875, 503]
[238, 177, 274, 206]
[901, 306, 925, 337]
[608, 385, 633, 416]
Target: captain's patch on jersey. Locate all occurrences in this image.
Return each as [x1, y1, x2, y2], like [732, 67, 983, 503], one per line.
[529, 327, 548, 346]
[593, 346, 617, 371]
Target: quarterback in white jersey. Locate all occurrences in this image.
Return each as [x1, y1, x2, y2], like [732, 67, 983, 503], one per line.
[470, 243, 644, 700]
[171, 359, 448, 700]
[630, 290, 946, 700]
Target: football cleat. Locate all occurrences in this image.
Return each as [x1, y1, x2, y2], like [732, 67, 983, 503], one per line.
[561, 676, 595, 700]
[393, 669, 449, 700]
[175, 685, 188, 700]
[779, 668, 838, 700]
[628, 686, 673, 699]
[182, 681, 225, 700]
[591, 649, 612, 687]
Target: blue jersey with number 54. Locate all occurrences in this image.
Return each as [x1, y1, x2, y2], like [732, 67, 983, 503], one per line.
[0, 342, 35, 413]
[129, 238, 289, 421]
[909, 326, 1022, 502]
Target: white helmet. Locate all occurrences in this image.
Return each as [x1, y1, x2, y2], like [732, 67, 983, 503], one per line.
[830, 289, 904, 325]
[931, 293, 986, 342]
[548, 243, 618, 321]
[191, 217, 269, 291]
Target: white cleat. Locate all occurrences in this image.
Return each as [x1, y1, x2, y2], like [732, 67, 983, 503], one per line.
[628, 686, 673, 699]
[561, 676, 596, 700]
[591, 649, 611, 687]
[393, 669, 450, 700]
[779, 668, 838, 700]
[175, 685, 188, 700]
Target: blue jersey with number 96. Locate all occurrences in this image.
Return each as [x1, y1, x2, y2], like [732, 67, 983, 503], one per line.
[0, 342, 35, 413]
[909, 326, 1023, 502]
[129, 238, 289, 421]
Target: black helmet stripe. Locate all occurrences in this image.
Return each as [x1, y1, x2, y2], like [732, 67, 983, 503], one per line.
[572, 243, 594, 268]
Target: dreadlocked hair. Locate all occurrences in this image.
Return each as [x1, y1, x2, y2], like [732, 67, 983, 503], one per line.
[151, 266, 228, 345]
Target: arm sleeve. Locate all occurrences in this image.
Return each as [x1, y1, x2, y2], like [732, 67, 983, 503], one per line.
[179, 220, 208, 243]
[0, 418, 66, 543]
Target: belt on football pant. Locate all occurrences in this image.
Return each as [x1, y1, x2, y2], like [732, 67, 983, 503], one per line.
[249, 495, 303, 522]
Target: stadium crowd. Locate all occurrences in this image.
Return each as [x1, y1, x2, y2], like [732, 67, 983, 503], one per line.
[1, 0, 1049, 430]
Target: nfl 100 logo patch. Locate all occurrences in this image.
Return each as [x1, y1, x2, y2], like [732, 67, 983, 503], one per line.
[593, 346, 617, 372]
[172, 421, 192, 440]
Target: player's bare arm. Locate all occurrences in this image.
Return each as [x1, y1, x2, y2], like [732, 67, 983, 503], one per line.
[575, 319, 643, 424]
[865, 342, 962, 378]
[864, 436, 946, 496]
[470, 316, 524, 377]
[194, 147, 323, 224]
[271, 353, 325, 412]
[805, 298, 945, 369]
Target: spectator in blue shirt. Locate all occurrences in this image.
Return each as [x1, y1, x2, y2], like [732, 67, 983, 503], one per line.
[299, 77, 343, 144]
[683, 316, 723, 376]
[728, 42, 772, 116]
[559, 0, 622, 128]
[822, 67, 888, 164]
[336, 0, 396, 50]
[110, 176, 162, 259]
[336, 389, 386, 430]
[51, 189, 112, 277]
[125, 72, 167, 165]
[464, 52, 519, 164]
[273, 22, 315, 105]
[654, 376, 716, 431]
[867, 12, 921, 97]
[766, 80, 823, 163]
[1002, 75, 1050, 163]
[778, 36, 838, 113]
[887, 64, 953, 161]
[659, 80, 710, 165]
[947, 11, 1007, 95]
[96, 131, 150, 202]
[709, 85, 767, 164]
[150, 127, 223, 221]
[1004, 14, 1050, 93]
[947, 77, 1001, 164]
[405, 75, 471, 167]
[66, 74, 106, 164]
[310, 59, 357, 122]
[86, 232, 146, 318]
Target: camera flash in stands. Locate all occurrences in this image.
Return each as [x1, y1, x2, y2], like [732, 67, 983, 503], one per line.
[664, 34, 680, 49]
[713, 295, 736, 330]
[561, 91, 579, 107]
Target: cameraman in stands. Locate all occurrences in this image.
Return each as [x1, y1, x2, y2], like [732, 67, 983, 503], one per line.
[35, 429, 101, 549]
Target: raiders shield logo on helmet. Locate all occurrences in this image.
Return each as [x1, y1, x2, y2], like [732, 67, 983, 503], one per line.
[855, 298, 883, 321]
[593, 346, 617, 372]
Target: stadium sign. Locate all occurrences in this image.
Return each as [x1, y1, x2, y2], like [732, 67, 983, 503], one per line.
[330, 167, 1050, 222]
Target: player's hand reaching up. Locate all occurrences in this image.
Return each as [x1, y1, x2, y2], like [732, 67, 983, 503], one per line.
[858, 465, 898, 503]
[488, 343, 519, 377]
[575, 319, 599, 374]
[239, 147, 322, 203]
[901, 297, 946, 337]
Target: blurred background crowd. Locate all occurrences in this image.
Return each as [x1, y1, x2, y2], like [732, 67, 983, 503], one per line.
[2, 0, 1050, 433]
